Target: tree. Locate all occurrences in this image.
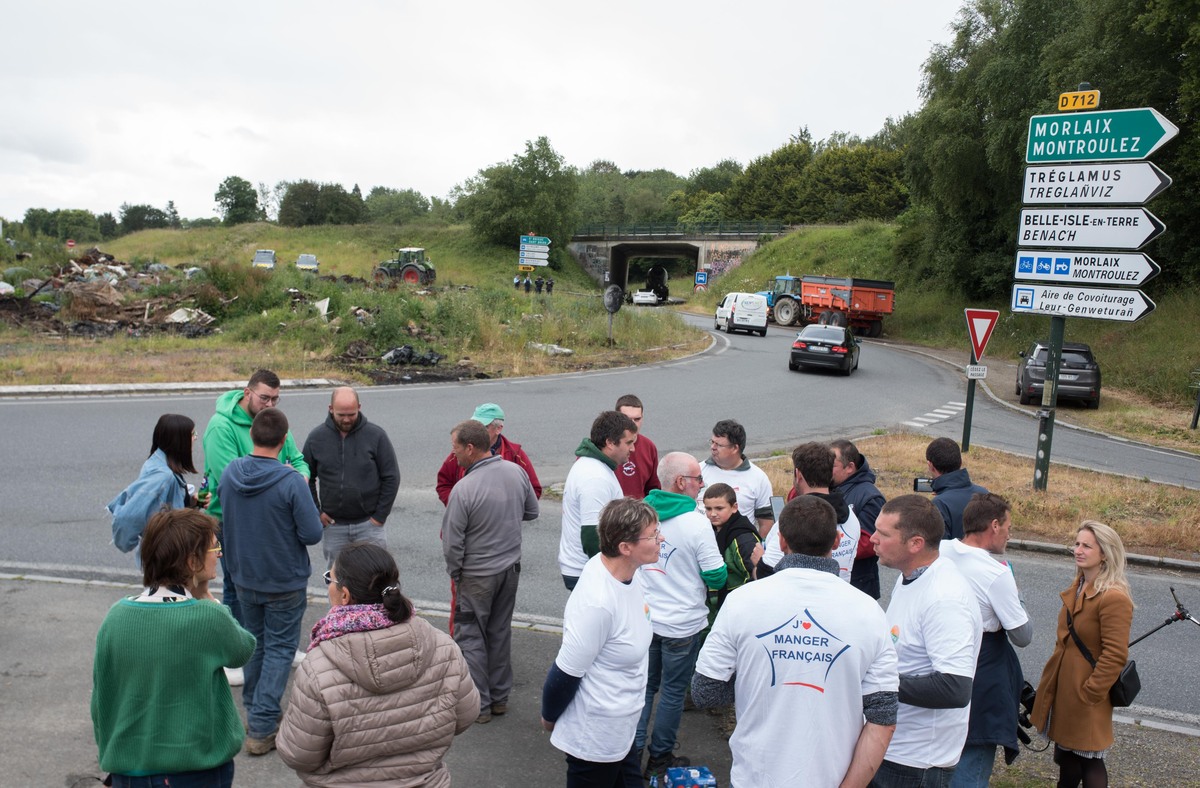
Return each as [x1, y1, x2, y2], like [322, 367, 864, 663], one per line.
[278, 180, 322, 227]
[119, 203, 169, 234]
[97, 212, 118, 239]
[164, 201, 181, 229]
[55, 209, 102, 242]
[687, 159, 743, 196]
[456, 137, 579, 249]
[214, 176, 261, 225]
[725, 138, 813, 221]
[364, 186, 430, 224]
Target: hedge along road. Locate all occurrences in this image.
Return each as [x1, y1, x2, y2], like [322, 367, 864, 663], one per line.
[1, 313, 1198, 723]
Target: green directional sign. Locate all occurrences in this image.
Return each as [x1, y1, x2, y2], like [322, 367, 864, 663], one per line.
[1026, 107, 1178, 164]
[519, 235, 550, 246]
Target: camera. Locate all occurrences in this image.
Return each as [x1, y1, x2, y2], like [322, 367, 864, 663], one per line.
[1016, 681, 1037, 745]
[913, 477, 934, 493]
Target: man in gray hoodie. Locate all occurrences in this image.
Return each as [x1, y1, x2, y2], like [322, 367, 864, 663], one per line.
[442, 420, 539, 724]
[220, 408, 323, 755]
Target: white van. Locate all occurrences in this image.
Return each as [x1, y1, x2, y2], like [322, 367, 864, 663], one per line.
[715, 291, 769, 336]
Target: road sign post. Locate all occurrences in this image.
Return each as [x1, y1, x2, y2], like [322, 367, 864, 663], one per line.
[518, 234, 551, 267]
[1018, 94, 1176, 490]
[961, 309, 1000, 452]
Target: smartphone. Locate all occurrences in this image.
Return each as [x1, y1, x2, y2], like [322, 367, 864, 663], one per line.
[769, 495, 786, 523]
[913, 477, 934, 493]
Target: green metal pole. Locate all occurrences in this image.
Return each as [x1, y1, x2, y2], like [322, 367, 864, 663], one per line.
[1033, 316, 1066, 490]
[962, 350, 977, 452]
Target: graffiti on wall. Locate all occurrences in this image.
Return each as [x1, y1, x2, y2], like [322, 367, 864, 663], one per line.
[576, 244, 609, 280]
[707, 247, 746, 278]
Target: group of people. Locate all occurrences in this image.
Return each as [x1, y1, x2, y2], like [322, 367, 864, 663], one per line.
[542, 410, 1134, 788]
[513, 273, 554, 294]
[94, 379, 1135, 788]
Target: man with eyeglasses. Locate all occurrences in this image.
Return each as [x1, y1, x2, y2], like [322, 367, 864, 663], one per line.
[635, 452, 726, 781]
[700, 419, 775, 538]
[202, 369, 309, 684]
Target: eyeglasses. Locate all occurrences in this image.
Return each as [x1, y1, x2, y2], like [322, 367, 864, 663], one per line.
[679, 474, 706, 488]
[710, 440, 733, 450]
[323, 570, 339, 587]
[207, 541, 222, 553]
[633, 529, 663, 542]
[250, 390, 280, 405]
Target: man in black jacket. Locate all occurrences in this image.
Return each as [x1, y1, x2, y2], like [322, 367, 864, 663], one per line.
[302, 386, 400, 569]
[926, 437, 988, 541]
[831, 439, 886, 599]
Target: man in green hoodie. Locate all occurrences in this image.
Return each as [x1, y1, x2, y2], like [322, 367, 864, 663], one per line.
[202, 369, 309, 637]
[636, 452, 727, 780]
[557, 410, 637, 590]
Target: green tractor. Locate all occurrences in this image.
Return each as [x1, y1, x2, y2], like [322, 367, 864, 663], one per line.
[374, 247, 437, 286]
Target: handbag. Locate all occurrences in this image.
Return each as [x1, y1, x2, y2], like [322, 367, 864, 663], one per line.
[1065, 609, 1141, 707]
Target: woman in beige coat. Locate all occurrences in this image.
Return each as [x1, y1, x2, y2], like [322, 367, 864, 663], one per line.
[1031, 521, 1134, 788]
[277, 543, 479, 786]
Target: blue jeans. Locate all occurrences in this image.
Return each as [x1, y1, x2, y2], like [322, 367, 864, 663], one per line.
[321, 518, 387, 570]
[238, 586, 307, 738]
[217, 533, 242, 626]
[948, 745, 996, 788]
[870, 759, 956, 788]
[635, 632, 701, 758]
[111, 760, 234, 787]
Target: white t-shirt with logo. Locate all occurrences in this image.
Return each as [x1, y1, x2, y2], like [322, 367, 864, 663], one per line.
[700, 460, 773, 522]
[763, 503, 860, 582]
[551, 554, 654, 762]
[938, 540, 1028, 633]
[639, 509, 725, 638]
[559, 456, 623, 577]
[695, 565, 898, 786]
[884, 557, 983, 769]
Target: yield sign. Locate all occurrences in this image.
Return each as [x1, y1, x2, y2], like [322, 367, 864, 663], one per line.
[965, 309, 1000, 361]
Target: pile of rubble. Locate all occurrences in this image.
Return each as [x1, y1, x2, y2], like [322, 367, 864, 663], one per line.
[0, 247, 217, 337]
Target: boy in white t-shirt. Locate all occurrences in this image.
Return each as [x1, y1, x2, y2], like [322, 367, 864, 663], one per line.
[870, 495, 983, 786]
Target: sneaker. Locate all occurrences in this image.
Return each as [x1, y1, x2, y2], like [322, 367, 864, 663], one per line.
[224, 667, 244, 686]
[245, 731, 277, 756]
[490, 701, 508, 716]
[644, 752, 690, 780]
[292, 649, 306, 667]
[475, 710, 493, 725]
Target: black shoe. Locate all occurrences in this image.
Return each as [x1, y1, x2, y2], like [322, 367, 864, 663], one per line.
[644, 751, 690, 780]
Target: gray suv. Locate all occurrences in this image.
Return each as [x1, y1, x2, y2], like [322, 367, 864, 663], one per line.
[1016, 341, 1102, 408]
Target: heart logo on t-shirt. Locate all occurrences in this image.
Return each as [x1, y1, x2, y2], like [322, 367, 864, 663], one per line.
[801, 621, 812, 630]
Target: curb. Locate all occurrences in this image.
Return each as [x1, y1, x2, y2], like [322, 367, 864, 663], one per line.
[0, 378, 341, 397]
[1007, 538, 1200, 576]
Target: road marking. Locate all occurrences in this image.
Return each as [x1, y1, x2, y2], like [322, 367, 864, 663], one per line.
[903, 402, 966, 429]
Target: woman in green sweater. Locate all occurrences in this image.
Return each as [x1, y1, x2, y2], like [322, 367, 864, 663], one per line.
[91, 508, 256, 788]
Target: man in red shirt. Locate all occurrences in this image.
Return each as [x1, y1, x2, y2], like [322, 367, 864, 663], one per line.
[436, 403, 542, 505]
[614, 394, 660, 500]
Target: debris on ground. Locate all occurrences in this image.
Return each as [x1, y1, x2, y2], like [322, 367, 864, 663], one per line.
[528, 341, 574, 356]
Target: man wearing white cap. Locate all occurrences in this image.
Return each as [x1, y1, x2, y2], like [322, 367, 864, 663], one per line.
[436, 403, 541, 505]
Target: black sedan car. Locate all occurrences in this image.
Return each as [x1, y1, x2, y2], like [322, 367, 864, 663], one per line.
[788, 324, 860, 375]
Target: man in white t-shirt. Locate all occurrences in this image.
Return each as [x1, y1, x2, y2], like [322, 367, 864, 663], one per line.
[870, 494, 983, 787]
[558, 410, 638, 590]
[940, 493, 1031, 788]
[636, 452, 727, 781]
[763, 442, 860, 578]
[693, 495, 899, 787]
[700, 419, 774, 537]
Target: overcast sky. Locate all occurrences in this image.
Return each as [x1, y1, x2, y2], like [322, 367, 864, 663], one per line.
[4, 0, 964, 222]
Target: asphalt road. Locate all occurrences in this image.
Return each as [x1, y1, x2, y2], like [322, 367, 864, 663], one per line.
[2, 314, 1198, 725]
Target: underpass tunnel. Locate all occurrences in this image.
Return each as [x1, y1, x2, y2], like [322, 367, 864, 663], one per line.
[610, 243, 700, 296]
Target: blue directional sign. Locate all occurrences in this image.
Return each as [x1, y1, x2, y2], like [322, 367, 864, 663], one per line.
[695, 271, 708, 286]
[520, 235, 551, 246]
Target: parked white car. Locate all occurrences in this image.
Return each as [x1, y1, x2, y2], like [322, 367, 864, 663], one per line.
[715, 291, 768, 336]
